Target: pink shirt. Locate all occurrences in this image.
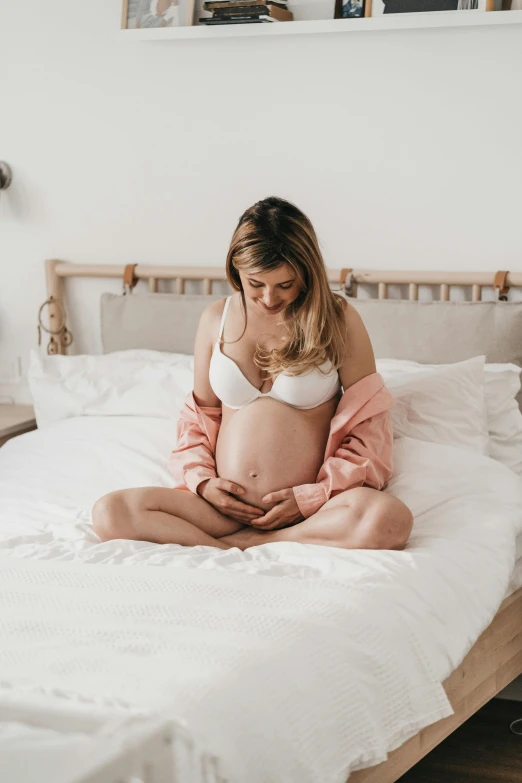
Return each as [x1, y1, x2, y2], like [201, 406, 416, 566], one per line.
[168, 372, 394, 519]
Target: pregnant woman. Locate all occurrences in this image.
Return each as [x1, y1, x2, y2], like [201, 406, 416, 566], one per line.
[93, 197, 413, 551]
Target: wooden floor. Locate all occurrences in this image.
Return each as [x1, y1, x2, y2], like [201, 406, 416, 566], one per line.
[397, 699, 522, 782]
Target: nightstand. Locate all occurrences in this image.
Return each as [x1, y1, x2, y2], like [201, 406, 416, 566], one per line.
[0, 404, 37, 447]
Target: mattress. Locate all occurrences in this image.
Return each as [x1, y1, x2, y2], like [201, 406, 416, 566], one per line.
[0, 417, 521, 783]
[508, 537, 522, 596]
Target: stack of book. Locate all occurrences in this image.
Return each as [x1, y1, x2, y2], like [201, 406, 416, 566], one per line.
[199, 0, 293, 25]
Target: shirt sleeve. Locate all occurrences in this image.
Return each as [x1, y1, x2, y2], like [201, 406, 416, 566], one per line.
[168, 392, 222, 496]
[292, 377, 394, 519]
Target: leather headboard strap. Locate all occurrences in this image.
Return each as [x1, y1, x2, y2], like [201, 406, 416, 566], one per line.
[339, 268, 356, 296]
[123, 264, 139, 293]
[493, 270, 510, 301]
[339, 268, 353, 288]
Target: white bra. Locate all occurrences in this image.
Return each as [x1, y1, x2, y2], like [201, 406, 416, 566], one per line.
[209, 296, 341, 411]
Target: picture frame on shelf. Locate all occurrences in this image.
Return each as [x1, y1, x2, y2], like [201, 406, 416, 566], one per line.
[121, 0, 195, 29]
[334, 0, 365, 17]
[369, 0, 495, 13]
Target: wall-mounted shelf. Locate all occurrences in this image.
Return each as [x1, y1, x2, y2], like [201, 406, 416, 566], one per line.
[121, 8, 522, 40]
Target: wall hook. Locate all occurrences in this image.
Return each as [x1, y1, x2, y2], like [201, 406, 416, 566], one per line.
[0, 162, 13, 190]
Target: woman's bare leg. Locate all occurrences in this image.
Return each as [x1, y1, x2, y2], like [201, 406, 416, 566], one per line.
[221, 487, 413, 552]
[92, 487, 248, 549]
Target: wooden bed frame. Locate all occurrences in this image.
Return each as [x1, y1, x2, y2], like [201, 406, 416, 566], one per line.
[42, 260, 522, 782]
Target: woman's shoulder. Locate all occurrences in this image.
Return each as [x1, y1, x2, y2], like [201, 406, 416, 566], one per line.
[198, 293, 243, 347]
[336, 296, 377, 388]
[338, 296, 367, 335]
[194, 296, 226, 343]
[201, 294, 231, 323]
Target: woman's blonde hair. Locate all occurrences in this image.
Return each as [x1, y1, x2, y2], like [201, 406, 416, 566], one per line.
[225, 196, 349, 380]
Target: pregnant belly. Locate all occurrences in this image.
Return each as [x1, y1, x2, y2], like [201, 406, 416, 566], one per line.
[215, 398, 334, 513]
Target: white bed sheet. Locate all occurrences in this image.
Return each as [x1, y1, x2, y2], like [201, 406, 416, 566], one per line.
[0, 417, 521, 783]
[509, 538, 522, 596]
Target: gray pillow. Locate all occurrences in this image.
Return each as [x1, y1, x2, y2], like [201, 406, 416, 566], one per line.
[343, 298, 522, 408]
[100, 291, 522, 406]
[101, 292, 224, 355]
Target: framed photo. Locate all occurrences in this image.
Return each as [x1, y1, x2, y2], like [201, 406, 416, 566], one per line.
[334, 0, 365, 16]
[121, 0, 196, 29]
[369, 0, 492, 12]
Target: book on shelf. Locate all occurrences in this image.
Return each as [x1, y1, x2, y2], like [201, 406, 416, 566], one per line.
[200, 0, 293, 24]
[209, 4, 293, 17]
[212, 12, 280, 17]
[199, 16, 279, 22]
[203, 0, 288, 8]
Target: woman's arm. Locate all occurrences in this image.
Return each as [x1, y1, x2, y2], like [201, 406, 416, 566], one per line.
[292, 399, 394, 518]
[337, 298, 378, 387]
[292, 303, 394, 518]
[168, 300, 225, 495]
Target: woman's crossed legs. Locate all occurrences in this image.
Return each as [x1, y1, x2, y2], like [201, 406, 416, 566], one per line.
[92, 485, 413, 552]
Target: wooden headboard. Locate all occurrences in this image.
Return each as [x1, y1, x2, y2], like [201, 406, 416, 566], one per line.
[41, 260, 522, 356]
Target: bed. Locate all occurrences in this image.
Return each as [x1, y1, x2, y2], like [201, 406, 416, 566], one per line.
[1, 262, 521, 783]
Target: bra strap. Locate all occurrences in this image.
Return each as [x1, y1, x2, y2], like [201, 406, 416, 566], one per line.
[217, 296, 232, 342]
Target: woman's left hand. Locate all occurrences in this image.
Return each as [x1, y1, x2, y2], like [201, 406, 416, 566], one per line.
[248, 488, 304, 530]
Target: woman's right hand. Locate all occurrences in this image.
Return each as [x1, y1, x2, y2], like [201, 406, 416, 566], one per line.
[197, 478, 265, 524]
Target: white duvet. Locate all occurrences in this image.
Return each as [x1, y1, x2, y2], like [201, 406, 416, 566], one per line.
[0, 417, 521, 783]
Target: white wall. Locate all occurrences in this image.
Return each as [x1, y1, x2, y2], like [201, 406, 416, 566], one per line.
[1, 0, 522, 400]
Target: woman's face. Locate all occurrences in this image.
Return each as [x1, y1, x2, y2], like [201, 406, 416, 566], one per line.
[239, 264, 302, 316]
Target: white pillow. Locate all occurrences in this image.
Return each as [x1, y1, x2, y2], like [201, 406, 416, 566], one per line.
[483, 364, 522, 477]
[377, 357, 522, 476]
[380, 355, 489, 456]
[28, 349, 194, 428]
[29, 349, 488, 457]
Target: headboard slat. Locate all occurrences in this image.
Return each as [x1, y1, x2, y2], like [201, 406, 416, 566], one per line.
[472, 284, 482, 302]
[409, 283, 419, 301]
[440, 284, 450, 301]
